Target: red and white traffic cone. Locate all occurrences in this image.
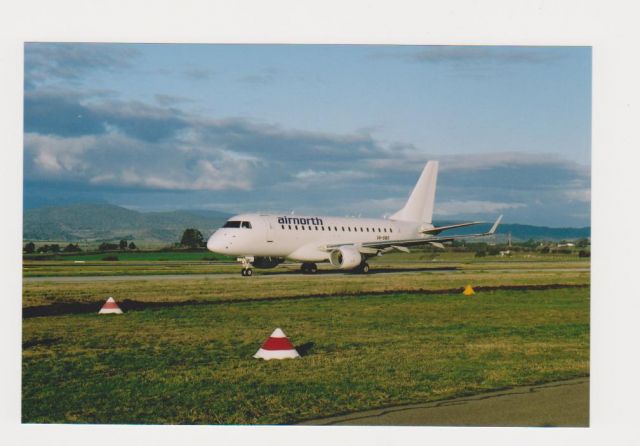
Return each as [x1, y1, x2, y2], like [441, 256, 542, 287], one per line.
[254, 328, 300, 360]
[99, 297, 123, 314]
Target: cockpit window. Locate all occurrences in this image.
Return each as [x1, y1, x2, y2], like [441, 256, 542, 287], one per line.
[223, 220, 241, 228]
[241, 221, 252, 229]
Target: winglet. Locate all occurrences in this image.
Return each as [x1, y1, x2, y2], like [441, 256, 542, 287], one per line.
[488, 215, 503, 234]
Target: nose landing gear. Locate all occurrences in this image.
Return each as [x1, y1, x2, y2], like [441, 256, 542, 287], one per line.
[238, 256, 254, 277]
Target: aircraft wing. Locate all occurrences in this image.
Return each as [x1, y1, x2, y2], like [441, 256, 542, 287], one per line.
[324, 215, 502, 254]
[421, 221, 484, 235]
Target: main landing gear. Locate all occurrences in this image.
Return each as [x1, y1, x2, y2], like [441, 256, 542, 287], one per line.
[238, 257, 253, 277]
[355, 262, 370, 274]
[301, 262, 318, 274]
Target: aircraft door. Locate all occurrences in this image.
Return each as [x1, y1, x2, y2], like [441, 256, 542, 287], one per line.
[262, 216, 274, 242]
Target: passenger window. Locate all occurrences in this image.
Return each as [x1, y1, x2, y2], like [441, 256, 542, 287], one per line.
[390, 228, 393, 233]
[378, 228, 381, 232]
[281, 225, 285, 230]
[342, 227, 345, 231]
[321, 226, 324, 231]
[288, 225, 291, 230]
[302, 226, 305, 230]
[360, 227, 363, 232]
[295, 225, 298, 230]
[314, 226, 318, 230]
[348, 227, 351, 232]
[308, 226, 312, 230]
[384, 228, 387, 233]
[334, 227, 338, 231]
[328, 226, 331, 231]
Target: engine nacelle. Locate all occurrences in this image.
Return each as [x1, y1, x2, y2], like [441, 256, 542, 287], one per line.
[251, 256, 284, 269]
[329, 246, 363, 269]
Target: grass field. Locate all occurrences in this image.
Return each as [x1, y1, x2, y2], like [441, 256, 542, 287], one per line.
[21, 254, 590, 425]
[22, 267, 589, 309]
[22, 287, 589, 424]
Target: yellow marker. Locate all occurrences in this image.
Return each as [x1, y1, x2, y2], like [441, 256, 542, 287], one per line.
[463, 285, 475, 296]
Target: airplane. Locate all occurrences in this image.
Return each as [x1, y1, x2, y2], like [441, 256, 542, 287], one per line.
[206, 160, 502, 276]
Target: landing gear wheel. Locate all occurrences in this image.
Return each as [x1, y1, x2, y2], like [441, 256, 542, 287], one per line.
[245, 268, 253, 276]
[358, 262, 370, 274]
[241, 269, 246, 276]
[301, 262, 318, 274]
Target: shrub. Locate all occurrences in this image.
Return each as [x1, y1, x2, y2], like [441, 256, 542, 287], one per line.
[99, 242, 119, 251]
[63, 243, 82, 253]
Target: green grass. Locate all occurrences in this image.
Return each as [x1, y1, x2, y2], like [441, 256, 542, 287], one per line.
[22, 287, 589, 424]
[24, 250, 233, 262]
[22, 266, 590, 308]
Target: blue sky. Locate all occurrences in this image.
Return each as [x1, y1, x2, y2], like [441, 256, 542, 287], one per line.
[23, 43, 591, 226]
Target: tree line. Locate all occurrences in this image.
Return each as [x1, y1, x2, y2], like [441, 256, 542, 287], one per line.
[23, 228, 206, 254]
[23, 240, 137, 253]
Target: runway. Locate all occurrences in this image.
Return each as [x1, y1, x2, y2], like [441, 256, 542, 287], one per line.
[22, 266, 589, 283]
[298, 377, 589, 427]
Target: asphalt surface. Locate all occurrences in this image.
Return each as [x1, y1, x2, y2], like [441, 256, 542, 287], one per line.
[298, 377, 589, 427]
[23, 267, 589, 283]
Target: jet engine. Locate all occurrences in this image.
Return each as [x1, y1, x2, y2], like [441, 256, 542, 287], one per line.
[251, 256, 284, 269]
[329, 246, 363, 269]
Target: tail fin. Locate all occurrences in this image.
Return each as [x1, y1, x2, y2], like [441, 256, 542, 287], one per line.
[389, 160, 438, 223]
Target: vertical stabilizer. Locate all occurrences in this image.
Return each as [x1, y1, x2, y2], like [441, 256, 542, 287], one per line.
[389, 161, 439, 223]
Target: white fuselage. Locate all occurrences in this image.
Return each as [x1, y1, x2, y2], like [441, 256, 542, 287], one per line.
[206, 213, 432, 262]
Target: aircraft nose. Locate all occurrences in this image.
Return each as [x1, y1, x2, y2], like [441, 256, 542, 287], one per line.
[206, 232, 225, 252]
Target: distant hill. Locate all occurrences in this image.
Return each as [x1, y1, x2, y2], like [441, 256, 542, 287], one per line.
[433, 220, 590, 241]
[23, 203, 590, 243]
[23, 204, 232, 243]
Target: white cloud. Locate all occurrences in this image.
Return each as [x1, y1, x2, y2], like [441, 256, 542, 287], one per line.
[439, 152, 564, 171]
[364, 151, 586, 175]
[25, 132, 93, 174]
[434, 200, 526, 217]
[294, 169, 373, 183]
[26, 131, 258, 192]
[564, 189, 591, 203]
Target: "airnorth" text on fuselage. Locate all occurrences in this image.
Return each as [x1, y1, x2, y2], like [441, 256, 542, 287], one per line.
[277, 216, 324, 226]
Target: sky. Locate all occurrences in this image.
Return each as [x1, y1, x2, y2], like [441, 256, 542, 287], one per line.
[23, 43, 591, 226]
